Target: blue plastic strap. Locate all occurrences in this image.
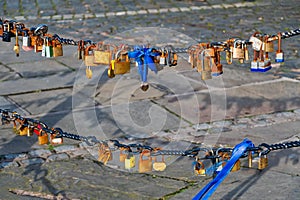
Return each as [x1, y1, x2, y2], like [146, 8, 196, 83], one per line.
[128, 47, 160, 82]
[193, 138, 254, 200]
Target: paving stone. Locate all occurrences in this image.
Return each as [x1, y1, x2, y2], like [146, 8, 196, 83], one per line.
[3, 153, 28, 161]
[19, 158, 45, 166]
[0, 161, 19, 168]
[192, 123, 211, 131]
[53, 145, 78, 153]
[0, 72, 75, 96]
[28, 149, 52, 158]
[47, 153, 69, 162]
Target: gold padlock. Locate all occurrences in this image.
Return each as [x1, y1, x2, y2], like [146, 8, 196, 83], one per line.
[248, 151, 253, 168]
[98, 143, 113, 165]
[19, 126, 28, 136]
[93, 42, 112, 65]
[138, 150, 152, 173]
[153, 155, 166, 171]
[119, 148, 128, 162]
[113, 51, 130, 75]
[84, 44, 98, 67]
[38, 130, 49, 145]
[258, 152, 268, 170]
[200, 49, 212, 80]
[211, 50, 223, 76]
[232, 40, 245, 59]
[34, 36, 43, 53]
[86, 66, 93, 79]
[194, 158, 206, 176]
[52, 39, 63, 57]
[231, 159, 241, 172]
[125, 153, 135, 170]
[262, 35, 274, 53]
[108, 64, 115, 78]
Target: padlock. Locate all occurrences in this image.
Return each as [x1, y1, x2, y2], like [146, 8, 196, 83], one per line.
[275, 32, 284, 63]
[257, 41, 272, 72]
[12, 120, 19, 134]
[27, 127, 33, 137]
[113, 50, 130, 75]
[194, 158, 206, 176]
[13, 29, 20, 57]
[50, 133, 63, 145]
[248, 151, 253, 168]
[45, 37, 53, 58]
[2, 22, 12, 42]
[22, 30, 31, 47]
[231, 159, 241, 172]
[119, 148, 128, 162]
[138, 150, 152, 173]
[0, 22, 3, 36]
[38, 130, 49, 145]
[52, 39, 63, 57]
[159, 49, 167, 65]
[226, 49, 233, 65]
[200, 49, 212, 80]
[211, 50, 223, 76]
[153, 155, 166, 171]
[262, 35, 274, 53]
[250, 50, 259, 72]
[41, 38, 47, 57]
[107, 64, 115, 78]
[34, 36, 43, 53]
[249, 32, 262, 51]
[77, 40, 83, 60]
[258, 152, 268, 170]
[188, 48, 194, 64]
[244, 44, 249, 61]
[93, 42, 112, 65]
[86, 66, 93, 79]
[125, 152, 135, 170]
[98, 143, 112, 165]
[232, 40, 245, 59]
[19, 126, 28, 136]
[84, 44, 98, 67]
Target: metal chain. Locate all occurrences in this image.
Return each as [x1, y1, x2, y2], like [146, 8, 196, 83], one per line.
[1, 109, 299, 160]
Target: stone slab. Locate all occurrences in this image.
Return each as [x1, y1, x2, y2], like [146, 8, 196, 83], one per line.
[0, 157, 188, 199]
[8, 59, 72, 78]
[154, 79, 300, 124]
[172, 168, 300, 200]
[0, 71, 75, 95]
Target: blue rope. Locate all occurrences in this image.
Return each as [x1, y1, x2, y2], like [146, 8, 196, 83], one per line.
[193, 138, 254, 200]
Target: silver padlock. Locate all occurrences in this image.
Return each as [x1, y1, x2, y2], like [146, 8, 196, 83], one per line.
[22, 30, 31, 47]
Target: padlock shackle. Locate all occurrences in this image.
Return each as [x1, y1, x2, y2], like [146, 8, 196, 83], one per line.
[277, 32, 282, 52]
[85, 44, 96, 55]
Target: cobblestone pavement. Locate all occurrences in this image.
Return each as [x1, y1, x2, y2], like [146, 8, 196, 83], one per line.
[0, 0, 300, 199]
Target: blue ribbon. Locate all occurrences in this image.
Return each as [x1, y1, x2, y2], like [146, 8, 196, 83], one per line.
[193, 138, 254, 200]
[128, 46, 160, 83]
